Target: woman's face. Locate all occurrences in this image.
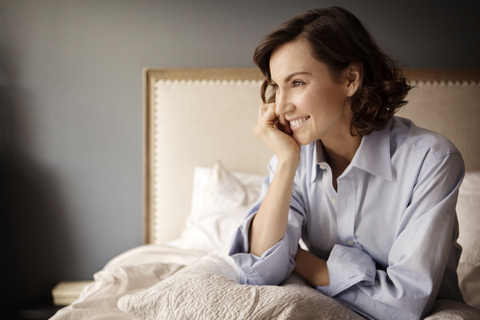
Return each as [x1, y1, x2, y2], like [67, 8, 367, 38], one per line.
[269, 38, 356, 146]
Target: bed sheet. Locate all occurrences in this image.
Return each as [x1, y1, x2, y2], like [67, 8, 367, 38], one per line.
[50, 244, 206, 320]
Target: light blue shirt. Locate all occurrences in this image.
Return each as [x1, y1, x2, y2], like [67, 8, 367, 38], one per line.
[229, 116, 464, 320]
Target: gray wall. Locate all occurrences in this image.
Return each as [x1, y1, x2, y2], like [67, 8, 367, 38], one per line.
[0, 0, 478, 317]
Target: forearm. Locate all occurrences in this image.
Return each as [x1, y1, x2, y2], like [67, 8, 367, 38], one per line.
[249, 158, 298, 256]
[293, 247, 330, 287]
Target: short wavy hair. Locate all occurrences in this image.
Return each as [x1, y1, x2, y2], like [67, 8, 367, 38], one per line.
[253, 7, 411, 136]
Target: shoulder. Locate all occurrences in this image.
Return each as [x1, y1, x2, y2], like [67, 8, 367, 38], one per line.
[390, 116, 461, 163]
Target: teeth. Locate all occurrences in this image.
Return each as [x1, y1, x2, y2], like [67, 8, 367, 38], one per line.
[290, 116, 309, 127]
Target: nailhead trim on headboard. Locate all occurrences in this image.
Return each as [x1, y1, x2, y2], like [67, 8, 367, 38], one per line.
[155, 79, 264, 87]
[410, 80, 480, 87]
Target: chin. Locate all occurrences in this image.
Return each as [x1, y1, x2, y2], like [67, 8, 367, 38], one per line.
[293, 134, 315, 146]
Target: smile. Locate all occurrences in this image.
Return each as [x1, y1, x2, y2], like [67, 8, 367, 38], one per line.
[289, 116, 310, 127]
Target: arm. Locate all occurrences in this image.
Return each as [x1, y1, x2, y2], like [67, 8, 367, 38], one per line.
[249, 159, 298, 256]
[229, 103, 305, 285]
[249, 103, 301, 256]
[229, 156, 306, 285]
[293, 247, 329, 287]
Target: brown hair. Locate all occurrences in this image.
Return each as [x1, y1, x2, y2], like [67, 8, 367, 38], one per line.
[254, 7, 411, 136]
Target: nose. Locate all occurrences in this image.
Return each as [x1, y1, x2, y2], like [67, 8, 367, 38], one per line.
[275, 91, 294, 116]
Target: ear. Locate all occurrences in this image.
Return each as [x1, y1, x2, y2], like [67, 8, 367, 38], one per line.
[345, 63, 362, 98]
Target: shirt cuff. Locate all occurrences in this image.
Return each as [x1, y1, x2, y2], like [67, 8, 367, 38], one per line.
[228, 213, 295, 285]
[317, 244, 376, 298]
[230, 240, 293, 285]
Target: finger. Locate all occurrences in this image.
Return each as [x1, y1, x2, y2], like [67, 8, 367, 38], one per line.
[258, 103, 275, 122]
[262, 104, 278, 124]
[276, 114, 292, 134]
[254, 108, 274, 136]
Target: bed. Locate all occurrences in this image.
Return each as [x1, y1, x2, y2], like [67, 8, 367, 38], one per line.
[51, 68, 480, 319]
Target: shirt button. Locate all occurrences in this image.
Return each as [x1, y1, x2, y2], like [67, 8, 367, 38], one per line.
[347, 240, 355, 246]
[319, 164, 326, 170]
[332, 198, 337, 204]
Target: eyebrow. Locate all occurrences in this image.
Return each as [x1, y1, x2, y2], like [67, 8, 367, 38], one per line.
[271, 71, 311, 84]
[284, 71, 311, 83]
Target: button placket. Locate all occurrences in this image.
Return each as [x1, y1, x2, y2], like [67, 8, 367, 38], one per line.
[336, 170, 357, 247]
[319, 163, 339, 229]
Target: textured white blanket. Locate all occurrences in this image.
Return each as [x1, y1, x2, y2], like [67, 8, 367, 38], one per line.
[118, 252, 365, 320]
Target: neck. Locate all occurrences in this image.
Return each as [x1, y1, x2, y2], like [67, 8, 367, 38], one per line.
[321, 132, 362, 183]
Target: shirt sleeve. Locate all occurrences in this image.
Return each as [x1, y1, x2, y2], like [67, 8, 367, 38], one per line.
[317, 151, 465, 319]
[228, 156, 306, 286]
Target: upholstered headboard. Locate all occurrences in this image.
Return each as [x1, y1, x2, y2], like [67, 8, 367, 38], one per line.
[143, 68, 480, 245]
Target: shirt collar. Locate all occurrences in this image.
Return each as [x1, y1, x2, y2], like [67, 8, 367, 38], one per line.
[350, 121, 393, 181]
[311, 120, 393, 183]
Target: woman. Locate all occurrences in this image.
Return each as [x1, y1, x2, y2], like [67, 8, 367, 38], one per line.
[229, 7, 464, 320]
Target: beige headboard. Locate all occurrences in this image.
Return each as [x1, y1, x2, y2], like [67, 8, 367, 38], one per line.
[143, 68, 480, 245]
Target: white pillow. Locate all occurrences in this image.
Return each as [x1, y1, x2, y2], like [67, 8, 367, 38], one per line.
[167, 162, 264, 252]
[455, 171, 480, 309]
[118, 253, 365, 320]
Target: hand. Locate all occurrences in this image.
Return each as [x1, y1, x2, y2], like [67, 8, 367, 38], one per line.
[253, 103, 300, 164]
[294, 247, 330, 287]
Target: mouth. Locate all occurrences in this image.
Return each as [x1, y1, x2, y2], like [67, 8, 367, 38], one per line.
[289, 116, 310, 129]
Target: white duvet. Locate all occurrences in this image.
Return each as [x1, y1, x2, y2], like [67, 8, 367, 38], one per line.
[50, 245, 205, 320]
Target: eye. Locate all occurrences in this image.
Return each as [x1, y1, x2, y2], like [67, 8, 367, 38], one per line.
[270, 83, 279, 91]
[292, 80, 305, 88]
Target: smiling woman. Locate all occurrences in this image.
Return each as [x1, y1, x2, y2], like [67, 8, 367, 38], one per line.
[229, 7, 467, 320]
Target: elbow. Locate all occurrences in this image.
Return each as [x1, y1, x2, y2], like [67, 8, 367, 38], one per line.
[232, 239, 296, 286]
[234, 254, 295, 286]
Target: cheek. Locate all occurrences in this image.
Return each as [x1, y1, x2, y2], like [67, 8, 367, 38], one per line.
[300, 91, 332, 116]
[319, 87, 349, 113]
[294, 85, 347, 116]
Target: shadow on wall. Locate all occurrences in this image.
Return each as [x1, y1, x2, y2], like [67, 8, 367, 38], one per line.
[0, 45, 75, 319]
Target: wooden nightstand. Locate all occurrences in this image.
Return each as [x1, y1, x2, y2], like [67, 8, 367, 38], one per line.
[18, 281, 93, 320]
[51, 281, 93, 306]
[18, 303, 62, 320]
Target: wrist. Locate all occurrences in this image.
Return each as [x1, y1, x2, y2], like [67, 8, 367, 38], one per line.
[276, 153, 300, 172]
[294, 248, 330, 287]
